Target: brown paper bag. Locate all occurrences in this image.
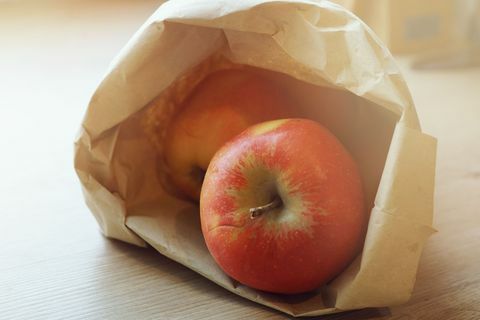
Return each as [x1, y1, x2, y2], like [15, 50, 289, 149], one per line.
[74, 0, 437, 316]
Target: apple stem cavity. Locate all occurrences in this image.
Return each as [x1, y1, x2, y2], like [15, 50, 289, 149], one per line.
[249, 197, 282, 219]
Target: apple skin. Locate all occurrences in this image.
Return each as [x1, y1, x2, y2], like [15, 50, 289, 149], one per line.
[200, 119, 366, 294]
[162, 69, 295, 201]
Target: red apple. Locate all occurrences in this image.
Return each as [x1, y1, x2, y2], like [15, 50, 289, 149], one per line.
[200, 119, 366, 294]
[162, 68, 295, 201]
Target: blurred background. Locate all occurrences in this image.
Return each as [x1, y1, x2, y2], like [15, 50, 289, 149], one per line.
[334, 0, 480, 68]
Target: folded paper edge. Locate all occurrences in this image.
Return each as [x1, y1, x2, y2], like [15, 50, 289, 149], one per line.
[74, 129, 147, 247]
[330, 124, 437, 309]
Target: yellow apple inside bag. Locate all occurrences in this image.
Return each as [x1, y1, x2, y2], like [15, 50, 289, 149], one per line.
[161, 68, 295, 201]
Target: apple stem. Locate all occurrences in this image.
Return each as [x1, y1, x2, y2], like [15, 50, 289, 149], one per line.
[249, 197, 282, 219]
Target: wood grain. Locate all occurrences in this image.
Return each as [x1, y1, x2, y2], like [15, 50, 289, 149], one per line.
[1, 0, 479, 319]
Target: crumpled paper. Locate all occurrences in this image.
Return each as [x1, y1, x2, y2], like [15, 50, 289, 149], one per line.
[74, 0, 437, 316]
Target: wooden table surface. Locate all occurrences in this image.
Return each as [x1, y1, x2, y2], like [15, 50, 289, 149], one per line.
[1, 1, 479, 319]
